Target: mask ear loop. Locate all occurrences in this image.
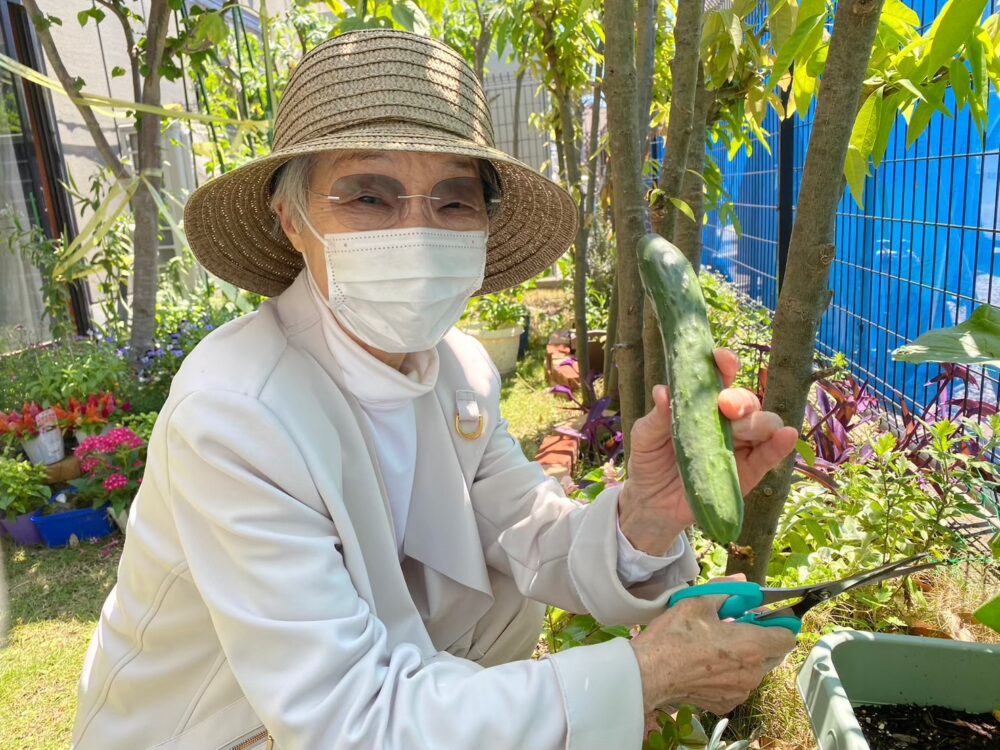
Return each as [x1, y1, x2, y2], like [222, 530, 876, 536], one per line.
[294, 212, 345, 309]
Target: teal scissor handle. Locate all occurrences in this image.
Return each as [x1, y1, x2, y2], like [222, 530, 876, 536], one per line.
[667, 581, 764, 620]
[668, 582, 803, 634]
[735, 610, 803, 635]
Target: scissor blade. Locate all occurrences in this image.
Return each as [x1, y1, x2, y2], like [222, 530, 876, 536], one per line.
[843, 558, 941, 590]
[757, 554, 942, 617]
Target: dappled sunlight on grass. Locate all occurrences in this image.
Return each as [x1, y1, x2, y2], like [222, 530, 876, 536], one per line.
[500, 348, 570, 460]
[1, 538, 122, 748]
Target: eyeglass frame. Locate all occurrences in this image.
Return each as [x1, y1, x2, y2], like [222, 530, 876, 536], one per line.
[305, 173, 502, 232]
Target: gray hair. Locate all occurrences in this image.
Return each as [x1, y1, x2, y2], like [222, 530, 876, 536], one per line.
[269, 154, 320, 239]
[268, 153, 502, 240]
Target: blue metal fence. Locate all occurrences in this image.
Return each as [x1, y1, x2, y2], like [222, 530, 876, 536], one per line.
[702, 0, 1000, 423]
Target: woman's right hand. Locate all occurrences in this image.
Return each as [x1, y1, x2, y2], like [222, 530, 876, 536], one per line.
[629, 575, 796, 714]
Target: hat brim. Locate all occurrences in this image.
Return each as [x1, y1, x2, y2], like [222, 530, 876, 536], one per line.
[182, 122, 579, 298]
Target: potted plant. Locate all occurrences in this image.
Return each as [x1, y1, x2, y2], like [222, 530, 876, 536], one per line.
[461, 289, 529, 376]
[797, 630, 1000, 749]
[0, 457, 51, 546]
[30, 489, 117, 547]
[68, 426, 146, 534]
[55, 392, 130, 440]
[0, 404, 65, 465]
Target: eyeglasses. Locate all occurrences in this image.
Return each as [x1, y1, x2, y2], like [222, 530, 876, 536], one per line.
[308, 174, 500, 232]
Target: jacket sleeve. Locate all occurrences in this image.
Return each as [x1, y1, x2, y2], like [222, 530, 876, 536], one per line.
[471, 415, 701, 626]
[165, 390, 645, 750]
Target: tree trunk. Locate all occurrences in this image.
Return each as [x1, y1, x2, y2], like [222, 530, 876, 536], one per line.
[473, 1, 494, 84]
[603, 276, 620, 400]
[555, 128, 568, 186]
[727, 0, 886, 583]
[636, 0, 657, 141]
[604, 0, 650, 456]
[584, 76, 603, 229]
[512, 67, 525, 159]
[673, 66, 711, 271]
[644, 0, 704, 409]
[555, 91, 592, 401]
[129, 1, 172, 359]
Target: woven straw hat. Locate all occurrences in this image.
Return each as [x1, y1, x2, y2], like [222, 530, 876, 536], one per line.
[183, 30, 578, 297]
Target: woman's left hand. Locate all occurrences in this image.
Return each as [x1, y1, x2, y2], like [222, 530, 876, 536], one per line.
[617, 348, 800, 556]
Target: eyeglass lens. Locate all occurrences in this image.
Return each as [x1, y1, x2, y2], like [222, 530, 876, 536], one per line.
[317, 174, 497, 231]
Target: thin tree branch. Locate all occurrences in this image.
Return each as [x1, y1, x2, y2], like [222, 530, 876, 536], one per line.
[94, 0, 142, 103]
[644, 0, 705, 409]
[142, 0, 172, 103]
[636, 0, 657, 139]
[22, 0, 130, 181]
[604, 0, 650, 453]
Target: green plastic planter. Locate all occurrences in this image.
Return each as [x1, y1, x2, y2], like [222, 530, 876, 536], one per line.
[797, 631, 1000, 750]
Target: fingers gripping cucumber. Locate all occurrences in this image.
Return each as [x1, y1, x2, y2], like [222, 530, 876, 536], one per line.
[636, 233, 743, 544]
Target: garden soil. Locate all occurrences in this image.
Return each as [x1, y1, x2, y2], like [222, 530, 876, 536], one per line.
[855, 704, 1000, 749]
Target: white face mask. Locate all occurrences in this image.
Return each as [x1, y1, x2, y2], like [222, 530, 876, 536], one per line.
[303, 225, 488, 353]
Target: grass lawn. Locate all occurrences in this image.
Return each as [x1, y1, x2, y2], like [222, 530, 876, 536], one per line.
[0, 538, 123, 749]
[0, 341, 568, 749]
[501, 347, 570, 460]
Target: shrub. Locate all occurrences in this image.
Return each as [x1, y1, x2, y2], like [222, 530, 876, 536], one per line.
[0, 338, 132, 412]
[0, 457, 51, 519]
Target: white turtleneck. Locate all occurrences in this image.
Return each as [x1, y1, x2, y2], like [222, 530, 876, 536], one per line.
[306, 274, 683, 580]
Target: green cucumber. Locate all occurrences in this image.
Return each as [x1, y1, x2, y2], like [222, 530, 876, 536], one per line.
[636, 233, 743, 545]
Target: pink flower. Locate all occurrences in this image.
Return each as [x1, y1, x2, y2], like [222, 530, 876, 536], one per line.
[103, 473, 129, 492]
[79, 456, 102, 474]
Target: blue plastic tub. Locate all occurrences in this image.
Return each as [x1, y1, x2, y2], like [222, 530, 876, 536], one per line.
[31, 504, 115, 548]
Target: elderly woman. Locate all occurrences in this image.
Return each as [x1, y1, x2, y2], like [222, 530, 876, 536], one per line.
[72, 31, 796, 750]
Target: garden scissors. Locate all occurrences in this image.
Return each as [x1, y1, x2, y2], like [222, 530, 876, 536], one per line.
[667, 553, 942, 634]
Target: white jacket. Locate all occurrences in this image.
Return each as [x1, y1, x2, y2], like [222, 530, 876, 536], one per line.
[71, 272, 699, 750]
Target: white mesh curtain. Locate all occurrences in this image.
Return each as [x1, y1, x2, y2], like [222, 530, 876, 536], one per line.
[0, 65, 50, 351]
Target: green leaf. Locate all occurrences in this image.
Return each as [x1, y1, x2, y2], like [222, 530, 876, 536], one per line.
[891, 304, 1000, 366]
[796, 439, 816, 466]
[195, 11, 229, 46]
[850, 87, 883, 157]
[768, 0, 795, 52]
[111, 66, 126, 79]
[895, 78, 925, 102]
[391, 1, 416, 30]
[669, 197, 697, 223]
[77, 8, 107, 26]
[872, 92, 899, 167]
[844, 146, 869, 208]
[974, 593, 1000, 635]
[799, 0, 826, 20]
[906, 98, 935, 147]
[767, 11, 826, 88]
[880, 0, 920, 37]
[792, 63, 818, 117]
[949, 59, 972, 110]
[722, 9, 743, 50]
[967, 33, 988, 95]
[921, 0, 988, 78]
[646, 732, 667, 750]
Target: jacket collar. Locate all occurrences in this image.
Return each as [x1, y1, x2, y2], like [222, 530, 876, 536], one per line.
[272, 273, 494, 640]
